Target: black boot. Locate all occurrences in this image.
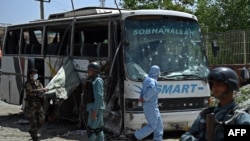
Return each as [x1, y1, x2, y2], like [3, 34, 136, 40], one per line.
[28, 129, 38, 141]
[31, 136, 38, 141]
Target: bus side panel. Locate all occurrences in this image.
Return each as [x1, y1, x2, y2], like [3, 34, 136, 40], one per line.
[123, 80, 210, 131]
[0, 56, 28, 105]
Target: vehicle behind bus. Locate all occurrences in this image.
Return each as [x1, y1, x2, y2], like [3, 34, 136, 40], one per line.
[0, 7, 210, 135]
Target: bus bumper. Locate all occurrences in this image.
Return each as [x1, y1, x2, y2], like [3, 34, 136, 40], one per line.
[124, 110, 200, 132]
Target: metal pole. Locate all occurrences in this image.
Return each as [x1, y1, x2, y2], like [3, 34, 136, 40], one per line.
[40, 0, 44, 20]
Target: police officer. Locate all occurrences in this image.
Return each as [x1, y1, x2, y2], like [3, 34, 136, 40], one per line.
[85, 62, 105, 141]
[128, 65, 163, 141]
[25, 69, 48, 141]
[180, 67, 250, 141]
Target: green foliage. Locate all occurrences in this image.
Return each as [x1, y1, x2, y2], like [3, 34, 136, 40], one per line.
[120, 0, 250, 32]
[209, 87, 250, 107]
[120, 0, 159, 9]
[236, 87, 250, 103]
[120, 0, 193, 13]
[196, 0, 250, 32]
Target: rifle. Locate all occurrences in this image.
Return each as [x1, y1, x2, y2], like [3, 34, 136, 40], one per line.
[78, 85, 88, 129]
[206, 113, 215, 141]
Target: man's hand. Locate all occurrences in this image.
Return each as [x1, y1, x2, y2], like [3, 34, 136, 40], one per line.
[42, 88, 48, 92]
[38, 88, 48, 98]
[139, 97, 144, 103]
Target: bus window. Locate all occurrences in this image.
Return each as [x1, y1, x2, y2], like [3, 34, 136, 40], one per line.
[5, 30, 20, 54]
[124, 16, 209, 78]
[81, 42, 97, 57]
[74, 22, 108, 57]
[21, 28, 42, 55]
[45, 24, 71, 56]
[58, 31, 70, 55]
[46, 31, 60, 55]
[73, 31, 83, 56]
[97, 42, 108, 57]
[32, 30, 42, 54]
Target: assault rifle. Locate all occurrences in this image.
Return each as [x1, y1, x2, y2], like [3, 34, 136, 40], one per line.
[206, 113, 215, 141]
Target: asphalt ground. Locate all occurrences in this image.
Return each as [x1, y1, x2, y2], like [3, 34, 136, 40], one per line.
[0, 99, 183, 141]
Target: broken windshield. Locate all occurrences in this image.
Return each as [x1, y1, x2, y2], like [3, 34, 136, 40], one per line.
[124, 15, 209, 81]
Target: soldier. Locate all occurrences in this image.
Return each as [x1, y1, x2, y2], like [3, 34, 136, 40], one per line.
[180, 67, 250, 141]
[25, 69, 48, 141]
[85, 62, 105, 141]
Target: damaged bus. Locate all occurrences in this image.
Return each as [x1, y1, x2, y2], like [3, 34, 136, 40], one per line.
[0, 7, 210, 135]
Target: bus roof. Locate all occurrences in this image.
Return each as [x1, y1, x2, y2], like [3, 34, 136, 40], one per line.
[48, 7, 197, 21]
[6, 7, 197, 27]
[48, 7, 121, 20]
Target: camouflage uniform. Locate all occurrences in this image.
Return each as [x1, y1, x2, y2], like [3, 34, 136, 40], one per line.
[25, 79, 45, 140]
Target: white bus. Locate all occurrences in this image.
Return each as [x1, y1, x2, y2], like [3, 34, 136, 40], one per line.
[0, 7, 210, 135]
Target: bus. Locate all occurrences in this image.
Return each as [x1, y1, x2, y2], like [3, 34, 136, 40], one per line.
[0, 25, 4, 73]
[0, 7, 210, 135]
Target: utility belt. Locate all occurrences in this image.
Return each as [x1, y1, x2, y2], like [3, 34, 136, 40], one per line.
[87, 126, 103, 137]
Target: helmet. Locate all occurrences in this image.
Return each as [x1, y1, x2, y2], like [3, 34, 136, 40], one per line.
[208, 67, 239, 91]
[87, 62, 101, 72]
[28, 68, 38, 75]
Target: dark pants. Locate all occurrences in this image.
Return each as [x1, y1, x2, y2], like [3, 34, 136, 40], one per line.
[29, 102, 45, 138]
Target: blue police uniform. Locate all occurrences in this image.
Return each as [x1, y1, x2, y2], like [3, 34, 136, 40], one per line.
[134, 65, 163, 141]
[180, 100, 250, 141]
[86, 74, 105, 141]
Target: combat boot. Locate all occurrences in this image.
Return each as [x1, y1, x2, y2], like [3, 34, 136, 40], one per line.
[28, 129, 38, 141]
[31, 136, 38, 141]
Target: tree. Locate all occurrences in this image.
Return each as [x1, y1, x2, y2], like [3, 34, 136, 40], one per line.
[120, 0, 194, 13]
[195, 0, 250, 32]
[120, 0, 250, 32]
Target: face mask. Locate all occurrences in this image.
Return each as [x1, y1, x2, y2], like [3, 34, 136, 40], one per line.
[33, 74, 38, 80]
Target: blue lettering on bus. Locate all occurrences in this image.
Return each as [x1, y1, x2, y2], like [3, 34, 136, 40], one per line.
[157, 84, 205, 94]
[134, 84, 204, 94]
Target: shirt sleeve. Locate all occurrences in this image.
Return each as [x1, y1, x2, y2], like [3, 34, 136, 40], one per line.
[143, 85, 157, 102]
[142, 78, 157, 102]
[140, 81, 145, 98]
[38, 81, 44, 89]
[92, 78, 104, 111]
[236, 112, 250, 125]
[25, 82, 33, 96]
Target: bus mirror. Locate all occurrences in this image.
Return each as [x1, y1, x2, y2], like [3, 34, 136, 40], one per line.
[211, 40, 219, 57]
